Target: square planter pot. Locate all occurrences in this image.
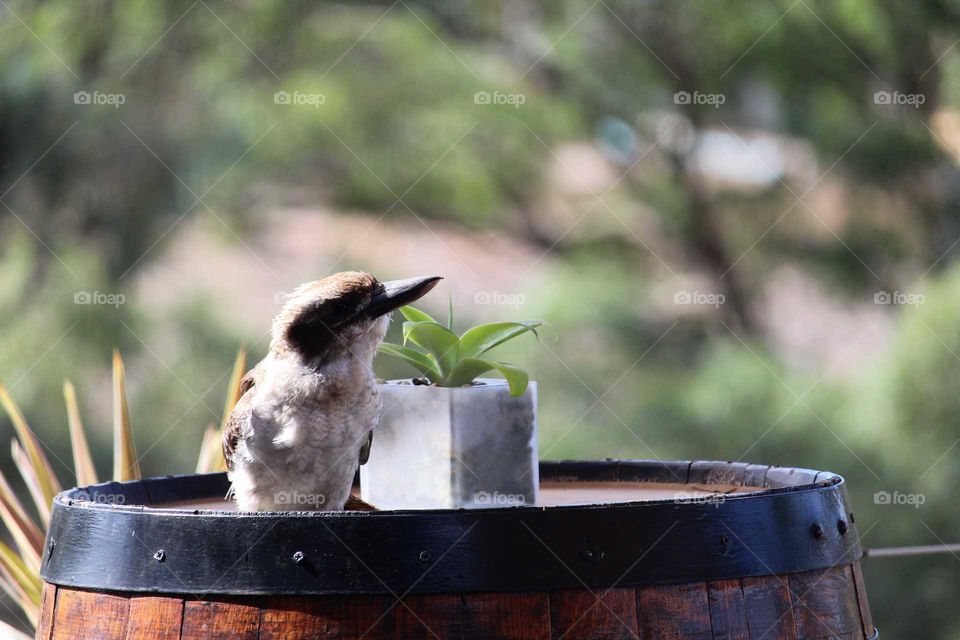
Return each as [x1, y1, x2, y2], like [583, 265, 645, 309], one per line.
[360, 378, 539, 509]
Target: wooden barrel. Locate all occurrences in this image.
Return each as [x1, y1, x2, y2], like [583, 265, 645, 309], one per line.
[37, 460, 876, 639]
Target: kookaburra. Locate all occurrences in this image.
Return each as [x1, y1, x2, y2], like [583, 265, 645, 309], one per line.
[223, 272, 440, 511]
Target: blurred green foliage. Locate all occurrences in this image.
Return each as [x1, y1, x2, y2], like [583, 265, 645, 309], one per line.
[3, 0, 960, 635]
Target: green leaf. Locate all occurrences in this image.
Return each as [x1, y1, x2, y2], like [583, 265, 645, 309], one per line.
[447, 296, 454, 331]
[399, 305, 437, 324]
[378, 342, 442, 383]
[488, 361, 529, 396]
[443, 358, 496, 387]
[458, 321, 544, 360]
[444, 358, 529, 396]
[402, 322, 459, 378]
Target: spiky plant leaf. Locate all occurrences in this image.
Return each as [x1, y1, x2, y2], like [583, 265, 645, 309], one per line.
[0, 540, 40, 603]
[112, 350, 140, 482]
[0, 385, 61, 513]
[196, 425, 224, 474]
[10, 441, 50, 527]
[0, 350, 253, 636]
[0, 540, 39, 627]
[63, 380, 98, 486]
[221, 348, 247, 430]
[0, 470, 42, 571]
[197, 347, 248, 474]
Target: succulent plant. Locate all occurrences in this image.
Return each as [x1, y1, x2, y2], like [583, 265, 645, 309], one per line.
[378, 305, 543, 396]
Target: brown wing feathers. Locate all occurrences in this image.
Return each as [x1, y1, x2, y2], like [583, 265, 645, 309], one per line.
[222, 368, 257, 470]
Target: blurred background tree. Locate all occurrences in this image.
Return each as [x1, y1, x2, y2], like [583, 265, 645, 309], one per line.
[2, 0, 959, 635]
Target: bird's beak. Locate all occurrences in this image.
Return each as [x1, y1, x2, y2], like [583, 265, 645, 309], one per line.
[365, 276, 442, 318]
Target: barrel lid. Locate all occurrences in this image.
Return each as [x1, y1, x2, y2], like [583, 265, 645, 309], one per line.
[40, 459, 861, 596]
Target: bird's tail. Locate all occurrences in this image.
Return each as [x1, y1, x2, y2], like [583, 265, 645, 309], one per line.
[345, 494, 377, 511]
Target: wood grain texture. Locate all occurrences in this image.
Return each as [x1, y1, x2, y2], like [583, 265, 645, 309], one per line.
[52, 588, 129, 640]
[707, 579, 749, 640]
[123, 596, 184, 639]
[788, 565, 864, 639]
[741, 575, 797, 640]
[851, 561, 874, 636]
[258, 595, 395, 640]
[38, 564, 870, 640]
[549, 588, 639, 639]
[396, 594, 464, 639]
[36, 583, 56, 640]
[637, 582, 712, 640]
[180, 598, 260, 640]
[462, 592, 551, 640]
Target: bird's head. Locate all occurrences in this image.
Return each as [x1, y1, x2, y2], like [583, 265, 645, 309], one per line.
[271, 272, 441, 367]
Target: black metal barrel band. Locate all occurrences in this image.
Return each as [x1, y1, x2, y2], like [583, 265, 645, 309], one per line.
[40, 460, 861, 595]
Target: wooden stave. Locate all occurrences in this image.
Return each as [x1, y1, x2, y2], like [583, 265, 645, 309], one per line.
[36, 564, 876, 640]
